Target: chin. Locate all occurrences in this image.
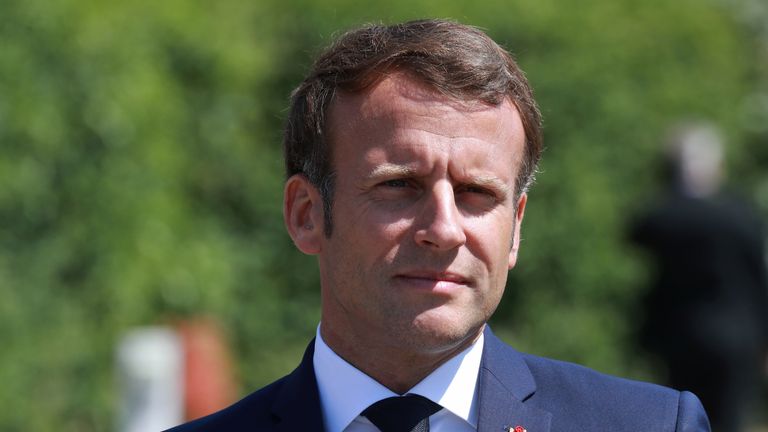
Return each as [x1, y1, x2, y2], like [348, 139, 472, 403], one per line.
[405, 310, 485, 352]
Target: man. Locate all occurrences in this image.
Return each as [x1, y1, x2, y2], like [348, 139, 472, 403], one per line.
[632, 122, 768, 431]
[168, 19, 710, 431]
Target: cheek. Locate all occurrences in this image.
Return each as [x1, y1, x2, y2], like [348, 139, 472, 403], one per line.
[466, 218, 513, 262]
[333, 212, 413, 269]
[363, 212, 414, 245]
[361, 200, 421, 234]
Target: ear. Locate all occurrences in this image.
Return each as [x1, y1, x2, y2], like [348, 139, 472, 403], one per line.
[283, 174, 324, 255]
[508, 193, 527, 269]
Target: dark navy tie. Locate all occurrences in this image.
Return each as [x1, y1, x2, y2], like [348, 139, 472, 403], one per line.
[362, 394, 442, 432]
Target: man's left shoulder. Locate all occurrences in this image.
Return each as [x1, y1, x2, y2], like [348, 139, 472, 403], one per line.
[521, 352, 710, 431]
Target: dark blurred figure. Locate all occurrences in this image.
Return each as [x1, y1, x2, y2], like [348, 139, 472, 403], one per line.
[631, 122, 768, 431]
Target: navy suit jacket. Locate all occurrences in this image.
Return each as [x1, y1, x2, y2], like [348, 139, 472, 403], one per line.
[167, 327, 710, 431]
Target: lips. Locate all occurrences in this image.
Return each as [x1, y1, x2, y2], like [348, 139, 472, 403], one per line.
[393, 270, 470, 289]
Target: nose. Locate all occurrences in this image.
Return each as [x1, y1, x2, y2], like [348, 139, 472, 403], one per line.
[414, 183, 467, 250]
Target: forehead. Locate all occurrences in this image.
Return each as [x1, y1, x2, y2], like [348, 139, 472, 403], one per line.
[326, 72, 525, 176]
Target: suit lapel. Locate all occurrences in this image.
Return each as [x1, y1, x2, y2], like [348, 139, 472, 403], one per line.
[270, 339, 325, 431]
[477, 327, 552, 432]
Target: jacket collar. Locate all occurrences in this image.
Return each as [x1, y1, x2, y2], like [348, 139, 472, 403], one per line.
[270, 339, 325, 431]
[477, 326, 552, 432]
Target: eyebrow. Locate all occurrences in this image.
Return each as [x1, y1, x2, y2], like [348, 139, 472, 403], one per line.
[367, 164, 418, 179]
[468, 175, 510, 195]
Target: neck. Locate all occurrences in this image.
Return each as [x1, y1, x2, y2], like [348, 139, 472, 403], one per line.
[320, 322, 484, 394]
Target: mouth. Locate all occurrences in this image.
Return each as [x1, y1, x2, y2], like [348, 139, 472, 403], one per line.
[393, 271, 470, 292]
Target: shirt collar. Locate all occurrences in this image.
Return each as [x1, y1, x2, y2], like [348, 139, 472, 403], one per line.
[313, 325, 484, 432]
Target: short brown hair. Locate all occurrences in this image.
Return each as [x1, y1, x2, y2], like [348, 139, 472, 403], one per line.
[283, 19, 543, 235]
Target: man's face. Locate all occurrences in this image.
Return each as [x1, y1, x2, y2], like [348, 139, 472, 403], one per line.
[315, 72, 527, 357]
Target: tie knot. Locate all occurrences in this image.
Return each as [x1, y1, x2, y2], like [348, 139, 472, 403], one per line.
[362, 394, 442, 432]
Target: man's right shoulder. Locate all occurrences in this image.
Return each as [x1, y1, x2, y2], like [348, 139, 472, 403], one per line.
[164, 376, 288, 432]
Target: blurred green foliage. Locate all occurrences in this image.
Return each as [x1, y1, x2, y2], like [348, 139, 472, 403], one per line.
[1, 0, 766, 430]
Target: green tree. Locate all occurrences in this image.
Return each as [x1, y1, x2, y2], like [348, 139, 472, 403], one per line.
[0, 0, 763, 430]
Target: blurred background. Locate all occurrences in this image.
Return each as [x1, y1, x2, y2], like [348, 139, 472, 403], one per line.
[2, 0, 768, 430]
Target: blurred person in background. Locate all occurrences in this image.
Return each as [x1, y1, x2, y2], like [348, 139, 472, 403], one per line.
[169, 19, 710, 431]
[631, 122, 768, 431]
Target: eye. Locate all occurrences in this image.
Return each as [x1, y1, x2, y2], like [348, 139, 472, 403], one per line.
[380, 179, 411, 188]
[457, 184, 494, 197]
[371, 178, 419, 204]
[456, 184, 499, 211]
